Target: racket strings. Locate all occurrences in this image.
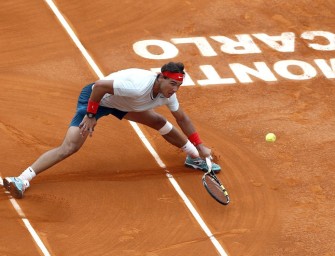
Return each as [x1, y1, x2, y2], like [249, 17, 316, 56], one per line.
[204, 175, 229, 204]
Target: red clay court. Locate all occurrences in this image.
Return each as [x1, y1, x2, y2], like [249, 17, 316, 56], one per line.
[1, 1, 334, 255]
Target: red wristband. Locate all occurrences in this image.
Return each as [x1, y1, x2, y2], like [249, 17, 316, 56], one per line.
[188, 132, 202, 146]
[87, 99, 99, 114]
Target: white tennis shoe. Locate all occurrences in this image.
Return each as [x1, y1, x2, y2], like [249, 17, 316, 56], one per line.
[185, 156, 221, 173]
[3, 177, 29, 199]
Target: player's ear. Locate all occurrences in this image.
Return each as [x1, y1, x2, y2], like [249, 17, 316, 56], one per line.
[157, 73, 164, 81]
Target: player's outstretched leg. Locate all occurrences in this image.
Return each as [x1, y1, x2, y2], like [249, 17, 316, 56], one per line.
[3, 126, 88, 199]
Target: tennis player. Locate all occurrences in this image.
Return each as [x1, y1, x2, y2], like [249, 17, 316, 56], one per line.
[3, 62, 221, 199]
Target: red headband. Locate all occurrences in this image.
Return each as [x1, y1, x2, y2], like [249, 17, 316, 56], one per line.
[162, 71, 184, 82]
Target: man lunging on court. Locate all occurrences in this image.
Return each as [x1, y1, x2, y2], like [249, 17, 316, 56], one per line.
[3, 62, 221, 199]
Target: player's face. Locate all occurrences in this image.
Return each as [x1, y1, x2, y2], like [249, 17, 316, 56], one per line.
[159, 76, 182, 98]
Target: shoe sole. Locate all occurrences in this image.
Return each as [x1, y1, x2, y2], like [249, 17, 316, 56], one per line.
[3, 178, 11, 191]
[185, 163, 221, 173]
[3, 178, 23, 199]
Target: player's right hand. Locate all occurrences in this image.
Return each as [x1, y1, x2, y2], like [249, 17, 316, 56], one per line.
[79, 115, 97, 137]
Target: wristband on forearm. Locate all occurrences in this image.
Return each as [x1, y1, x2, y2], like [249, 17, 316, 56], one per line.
[87, 99, 99, 116]
[188, 132, 202, 146]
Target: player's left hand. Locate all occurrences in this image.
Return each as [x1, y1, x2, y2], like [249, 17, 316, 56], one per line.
[196, 144, 212, 158]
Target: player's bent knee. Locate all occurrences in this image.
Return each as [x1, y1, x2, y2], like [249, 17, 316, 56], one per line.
[158, 121, 173, 135]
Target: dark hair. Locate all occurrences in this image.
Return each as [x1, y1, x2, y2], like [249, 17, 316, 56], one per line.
[161, 62, 185, 74]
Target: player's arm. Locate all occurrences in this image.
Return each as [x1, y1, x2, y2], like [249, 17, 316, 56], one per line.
[90, 79, 115, 101]
[171, 106, 195, 136]
[171, 107, 211, 157]
[79, 79, 114, 137]
[86, 79, 115, 116]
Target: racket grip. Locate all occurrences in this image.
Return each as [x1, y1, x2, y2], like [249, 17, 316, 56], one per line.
[205, 157, 212, 171]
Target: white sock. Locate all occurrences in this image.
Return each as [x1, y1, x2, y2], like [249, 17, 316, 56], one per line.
[23, 180, 30, 189]
[19, 167, 36, 182]
[181, 140, 200, 158]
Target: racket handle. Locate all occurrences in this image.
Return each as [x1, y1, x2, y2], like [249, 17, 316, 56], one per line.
[205, 157, 212, 171]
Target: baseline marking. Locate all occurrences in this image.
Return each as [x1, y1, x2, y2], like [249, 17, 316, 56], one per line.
[0, 176, 51, 256]
[43, 1, 228, 255]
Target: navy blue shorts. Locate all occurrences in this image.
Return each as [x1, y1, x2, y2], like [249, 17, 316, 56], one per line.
[70, 83, 128, 127]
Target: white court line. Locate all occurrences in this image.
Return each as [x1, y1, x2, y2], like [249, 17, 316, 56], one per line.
[43, 0, 104, 79]
[43, 1, 228, 255]
[0, 176, 51, 256]
[130, 123, 228, 256]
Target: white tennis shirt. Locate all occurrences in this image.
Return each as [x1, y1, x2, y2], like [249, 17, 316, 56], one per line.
[98, 68, 179, 112]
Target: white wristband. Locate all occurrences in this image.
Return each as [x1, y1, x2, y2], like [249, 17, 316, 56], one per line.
[181, 140, 199, 158]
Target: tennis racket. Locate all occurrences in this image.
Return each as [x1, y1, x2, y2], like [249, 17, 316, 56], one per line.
[202, 157, 230, 205]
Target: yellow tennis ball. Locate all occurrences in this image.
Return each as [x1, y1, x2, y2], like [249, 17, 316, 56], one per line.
[266, 133, 276, 142]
